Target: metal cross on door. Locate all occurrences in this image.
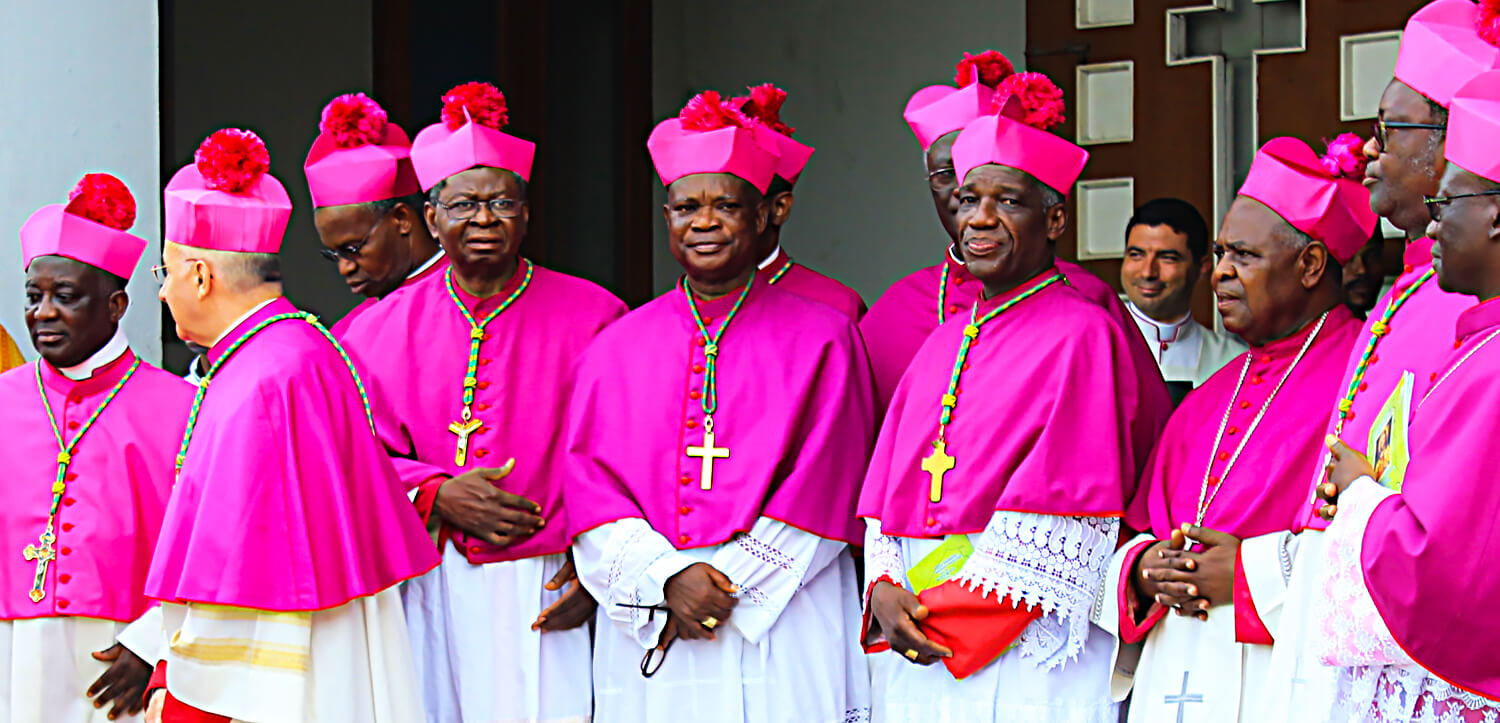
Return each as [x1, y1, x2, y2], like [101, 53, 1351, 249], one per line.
[1168, 0, 1308, 222]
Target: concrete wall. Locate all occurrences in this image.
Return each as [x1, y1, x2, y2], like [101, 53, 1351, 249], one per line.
[651, 0, 1028, 301]
[164, 0, 371, 370]
[0, 1, 162, 362]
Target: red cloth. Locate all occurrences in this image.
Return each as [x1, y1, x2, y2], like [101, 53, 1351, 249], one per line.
[147, 661, 232, 723]
[916, 580, 1042, 679]
[1233, 543, 1275, 645]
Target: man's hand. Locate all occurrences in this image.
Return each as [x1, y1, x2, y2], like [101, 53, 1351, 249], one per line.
[144, 688, 165, 723]
[1177, 525, 1242, 610]
[87, 643, 151, 720]
[1319, 436, 1374, 519]
[532, 557, 597, 632]
[434, 459, 545, 547]
[663, 563, 738, 642]
[868, 581, 953, 665]
[1132, 528, 1205, 617]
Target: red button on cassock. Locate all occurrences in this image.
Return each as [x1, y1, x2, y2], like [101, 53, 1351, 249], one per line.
[680, 475, 692, 486]
[680, 506, 692, 515]
[679, 534, 691, 544]
[693, 364, 705, 374]
[686, 420, 698, 429]
[60, 547, 72, 556]
[1217, 451, 1229, 462]
[689, 391, 702, 400]
[57, 600, 69, 609]
[948, 305, 960, 314]
[63, 498, 76, 507]
[67, 421, 80, 430]
[926, 518, 937, 527]
[1239, 400, 1252, 410]
[475, 449, 489, 458]
[61, 523, 73, 532]
[1227, 426, 1239, 435]
[59, 574, 71, 584]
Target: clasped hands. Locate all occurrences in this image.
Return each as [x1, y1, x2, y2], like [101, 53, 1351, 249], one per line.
[434, 458, 596, 631]
[1132, 524, 1240, 620]
[654, 562, 739, 651]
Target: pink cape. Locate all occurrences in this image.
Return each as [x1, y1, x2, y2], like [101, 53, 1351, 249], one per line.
[146, 298, 439, 611]
[1360, 297, 1500, 699]
[341, 263, 627, 563]
[565, 281, 875, 547]
[860, 250, 1169, 471]
[1125, 305, 1360, 539]
[859, 268, 1167, 536]
[756, 248, 866, 321]
[1302, 241, 1475, 530]
[0, 352, 191, 622]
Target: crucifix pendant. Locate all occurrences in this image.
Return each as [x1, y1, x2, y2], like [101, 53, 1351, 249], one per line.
[921, 439, 956, 503]
[686, 426, 730, 491]
[449, 419, 482, 467]
[22, 531, 55, 603]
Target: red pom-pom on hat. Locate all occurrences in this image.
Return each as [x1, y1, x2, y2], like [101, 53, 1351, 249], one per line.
[1479, 0, 1500, 47]
[735, 83, 796, 136]
[993, 72, 1066, 131]
[64, 173, 136, 231]
[194, 129, 271, 193]
[321, 92, 389, 149]
[1321, 133, 1369, 180]
[955, 50, 1016, 89]
[679, 91, 753, 132]
[441, 82, 509, 132]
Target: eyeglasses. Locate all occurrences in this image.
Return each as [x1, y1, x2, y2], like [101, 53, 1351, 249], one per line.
[1424, 190, 1500, 222]
[1372, 118, 1445, 151]
[318, 206, 393, 264]
[927, 167, 957, 192]
[150, 258, 201, 284]
[436, 197, 524, 220]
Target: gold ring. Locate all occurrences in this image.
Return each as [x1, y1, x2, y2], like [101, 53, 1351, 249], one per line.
[904, 648, 919, 661]
[701, 616, 719, 630]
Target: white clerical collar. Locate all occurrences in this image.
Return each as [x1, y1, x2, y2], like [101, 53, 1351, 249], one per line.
[947, 245, 963, 265]
[757, 245, 784, 270]
[1127, 301, 1193, 339]
[408, 249, 445, 280]
[58, 328, 129, 381]
[212, 298, 279, 348]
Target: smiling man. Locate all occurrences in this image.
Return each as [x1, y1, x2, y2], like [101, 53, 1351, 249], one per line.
[1101, 137, 1369, 723]
[1121, 198, 1246, 392]
[862, 51, 1166, 418]
[859, 88, 1166, 723]
[1314, 68, 1500, 722]
[303, 92, 443, 337]
[0, 174, 191, 723]
[339, 82, 626, 723]
[566, 91, 874, 723]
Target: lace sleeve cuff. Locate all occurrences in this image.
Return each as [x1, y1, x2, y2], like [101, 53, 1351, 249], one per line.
[1318, 476, 1409, 667]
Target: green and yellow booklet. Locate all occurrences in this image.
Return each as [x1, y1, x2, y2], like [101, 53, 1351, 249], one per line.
[1367, 371, 1413, 492]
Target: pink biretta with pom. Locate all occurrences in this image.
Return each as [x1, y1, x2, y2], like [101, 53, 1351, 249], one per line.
[165, 128, 291, 254]
[1237, 136, 1377, 264]
[304, 92, 421, 208]
[733, 84, 815, 186]
[410, 82, 535, 190]
[21, 173, 147, 280]
[952, 72, 1088, 197]
[1444, 69, 1500, 183]
[1395, 0, 1500, 108]
[904, 50, 1016, 151]
[648, 90, 780, 194]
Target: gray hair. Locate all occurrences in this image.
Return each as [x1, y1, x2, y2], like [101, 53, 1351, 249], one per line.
[1039, 182, 1065, 211]
[194, 248, 281, 293]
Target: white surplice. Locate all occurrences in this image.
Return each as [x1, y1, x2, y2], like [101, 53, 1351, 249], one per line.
[0, 614, 158, 723]
[1318, 477, 1500, 722]
[1100, 529, 1297, 722]
[866, 511, 1121, 723]
[157, 586, 422, 723]
[574, 516, 869, 723]
[1126, 302, 1247, 387]
[402, 549, 592, 723]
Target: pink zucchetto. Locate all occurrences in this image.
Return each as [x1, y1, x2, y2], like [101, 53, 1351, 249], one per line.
[647, 91, 780, 194]
[731, 83, 815, 187]
[21, 173, 147, 280]
[904, 50, 1016, 151]
[951, 71, 1088, 198]
[1394, 0, 1500, 108]
[164, 128, 292, 254]
[410, 82, 535, 190]
[1445, 69, 1500, 183]
[303, 92, 421, 208]
[1236, 136, 1378, 264]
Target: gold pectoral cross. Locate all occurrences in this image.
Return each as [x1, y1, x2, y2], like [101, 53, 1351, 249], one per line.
[22, 532, 55, 603]
[449, 419, 483, 467]
[686, 429, 730, 491]
[921, 440, 956, 503]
